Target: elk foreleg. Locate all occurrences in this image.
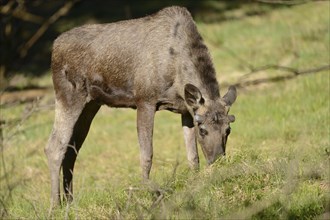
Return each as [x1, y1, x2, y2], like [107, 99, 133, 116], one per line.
[181, 113, 199, 170]
[137, 103, 156, 179]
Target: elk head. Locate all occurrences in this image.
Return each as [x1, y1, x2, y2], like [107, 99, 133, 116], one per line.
[184, 84, 237, 164]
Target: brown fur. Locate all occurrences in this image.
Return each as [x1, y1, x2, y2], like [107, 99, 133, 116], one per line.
[45, 6, 237, 207]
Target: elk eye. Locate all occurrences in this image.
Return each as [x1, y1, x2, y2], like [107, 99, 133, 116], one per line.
[199, 128, 208, 137]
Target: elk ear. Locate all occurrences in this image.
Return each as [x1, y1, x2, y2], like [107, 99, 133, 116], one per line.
[228, 115, 235, 123]
[223, 86, 237, 106]
[184, 84, 204, 109]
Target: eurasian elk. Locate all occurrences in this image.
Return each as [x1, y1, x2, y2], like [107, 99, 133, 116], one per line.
[45, 6, 237, 206]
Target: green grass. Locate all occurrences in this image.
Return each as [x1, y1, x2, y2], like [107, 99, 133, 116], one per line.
[1, 2, 329, 219]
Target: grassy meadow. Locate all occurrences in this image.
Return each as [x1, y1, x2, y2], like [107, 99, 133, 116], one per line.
[1, 2, 329, 219]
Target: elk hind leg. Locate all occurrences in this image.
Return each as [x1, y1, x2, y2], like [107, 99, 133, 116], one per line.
[45, 100, 85, 207]
[62, 100, 100, 202]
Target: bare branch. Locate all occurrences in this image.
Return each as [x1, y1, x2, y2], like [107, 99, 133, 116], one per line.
[232, 64, 330, 88]
[0, 6, 43, 23]
[206, 38, 255, 72]
[0, 1, 15, 14]
[19, 0, 80, 58]
[221, 45, 255, 71]
[1, 98, 42, 147]
[12, 8, 43, 23]
[150, 192, 164, 210]
[254, 0, 329, 5]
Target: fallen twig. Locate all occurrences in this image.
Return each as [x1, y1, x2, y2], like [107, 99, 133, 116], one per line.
[254, 0, 328, 5]
[230, 64, 330, 88]
[150, 193, 164, 210]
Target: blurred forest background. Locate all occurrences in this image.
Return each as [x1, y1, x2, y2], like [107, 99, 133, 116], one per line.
[0, 0, 329, 219]
[0, 0, 303, 87]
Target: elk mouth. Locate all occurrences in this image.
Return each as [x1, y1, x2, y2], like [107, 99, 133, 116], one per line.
[207, 151, 226, 165]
